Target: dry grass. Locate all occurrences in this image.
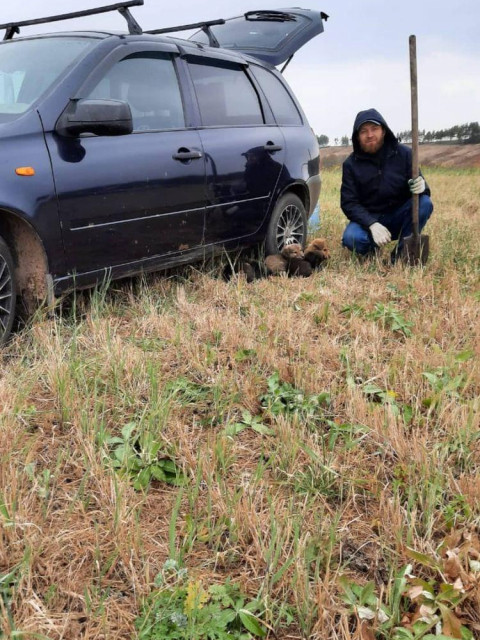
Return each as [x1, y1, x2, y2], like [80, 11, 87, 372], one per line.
[0, 167, 479, 639]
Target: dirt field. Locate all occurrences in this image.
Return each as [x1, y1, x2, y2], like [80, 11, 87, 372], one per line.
[320, 142, 480, 169]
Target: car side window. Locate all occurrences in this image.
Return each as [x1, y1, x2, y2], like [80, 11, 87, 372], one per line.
[250, 65, 302, 126]
[87, 52, 185, 131]
[188, 59, 264, 127]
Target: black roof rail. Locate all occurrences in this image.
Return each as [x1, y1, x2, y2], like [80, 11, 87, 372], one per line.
[0, 0, 144, 41]
[145, 19, 225, 48]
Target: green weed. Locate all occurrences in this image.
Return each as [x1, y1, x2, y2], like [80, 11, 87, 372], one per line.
[0, 565, 21, 630]
[224, 410, 273, 437]
[136, 560, 267, 639]
[362, 382, 414, 423]
[367, 302, 413, 338]
[422, 366, 468, 409]
[259, 372, 330, 421]
[340, 558, 476, 640]
[106, 422, 185, 490]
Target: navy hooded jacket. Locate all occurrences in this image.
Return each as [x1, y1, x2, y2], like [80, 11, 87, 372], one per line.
[340, 108, 430, 228]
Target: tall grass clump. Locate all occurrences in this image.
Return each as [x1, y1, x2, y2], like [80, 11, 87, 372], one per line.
[0, 167, 479, 639]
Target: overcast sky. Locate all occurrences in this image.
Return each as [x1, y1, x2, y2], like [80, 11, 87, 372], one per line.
[2, 0, 479, 141]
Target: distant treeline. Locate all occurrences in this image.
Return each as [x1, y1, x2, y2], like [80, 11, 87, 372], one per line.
[316, 122, 480, 147]
[397, 122, 480, 144]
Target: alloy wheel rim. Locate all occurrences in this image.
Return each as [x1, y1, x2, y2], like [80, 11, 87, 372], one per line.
[0, 257, 13, 337]
[276, 204, 305, 251]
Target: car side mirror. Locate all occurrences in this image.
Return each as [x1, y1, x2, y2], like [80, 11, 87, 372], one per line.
[56, 99, 133, 137]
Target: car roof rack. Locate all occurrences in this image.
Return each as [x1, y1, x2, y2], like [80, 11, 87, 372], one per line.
[145, 19, 226, 48]
[0, 0, 144, 41]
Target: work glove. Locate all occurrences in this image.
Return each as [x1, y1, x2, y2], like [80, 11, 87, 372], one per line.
[408, 176, 425, 194]
[369, 222, 392, 247]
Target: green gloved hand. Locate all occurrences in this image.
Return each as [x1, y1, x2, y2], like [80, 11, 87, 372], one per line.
[408, 176, 425, 194]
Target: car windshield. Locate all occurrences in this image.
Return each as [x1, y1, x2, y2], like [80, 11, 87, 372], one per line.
[0, 36, 96, 119]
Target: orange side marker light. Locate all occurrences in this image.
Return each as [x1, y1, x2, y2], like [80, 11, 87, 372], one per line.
[15, 167, 36, 176]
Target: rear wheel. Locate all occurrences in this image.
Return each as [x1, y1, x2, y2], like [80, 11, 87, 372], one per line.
[0, 236, 17, 346]
[265, 193, 307, 255]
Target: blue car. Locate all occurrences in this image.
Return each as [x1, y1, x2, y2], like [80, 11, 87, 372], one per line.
[0, 1, 326, 343]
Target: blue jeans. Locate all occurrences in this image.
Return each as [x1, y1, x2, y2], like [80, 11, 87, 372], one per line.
[342, 195, 433, 256]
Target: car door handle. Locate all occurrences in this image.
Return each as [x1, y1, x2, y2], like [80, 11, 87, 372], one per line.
[172, 148, 203, 161]
[263, 142, 283, 152]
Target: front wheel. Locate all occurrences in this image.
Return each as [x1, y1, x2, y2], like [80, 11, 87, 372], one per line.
[265, 193, 307, 255]
[0, 236, 17, 346]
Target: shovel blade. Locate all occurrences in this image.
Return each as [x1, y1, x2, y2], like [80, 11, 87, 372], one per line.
[401, 234, 430, 266]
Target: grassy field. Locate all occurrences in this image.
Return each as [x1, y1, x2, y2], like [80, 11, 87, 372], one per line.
[1, 167, 479, 639]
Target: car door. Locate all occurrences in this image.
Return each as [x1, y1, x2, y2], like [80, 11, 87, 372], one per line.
[189, 8, 328, 66]
[185, 55, 285, 246]
[47, 47, 206, 274]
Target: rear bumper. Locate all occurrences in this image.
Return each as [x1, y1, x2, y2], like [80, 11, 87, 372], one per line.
[306, 173, 321, 215]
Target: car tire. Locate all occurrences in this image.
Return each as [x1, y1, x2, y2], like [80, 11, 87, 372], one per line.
[265, 193, 307, 255]
[0, 236, 17, 346]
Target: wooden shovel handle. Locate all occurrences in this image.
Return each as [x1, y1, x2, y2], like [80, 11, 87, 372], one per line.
[410, 35, 420, 240]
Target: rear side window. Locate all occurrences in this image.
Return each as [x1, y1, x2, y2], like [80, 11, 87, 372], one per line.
[251, 65, 302, 125]
[188, 60, 264, 127]
[87, 53, 185, 131]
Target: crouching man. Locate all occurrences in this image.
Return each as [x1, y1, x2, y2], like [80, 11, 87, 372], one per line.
[341, 108, 433, 261]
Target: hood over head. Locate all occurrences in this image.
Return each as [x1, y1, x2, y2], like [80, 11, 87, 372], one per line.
[352, 108, 397, 153]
